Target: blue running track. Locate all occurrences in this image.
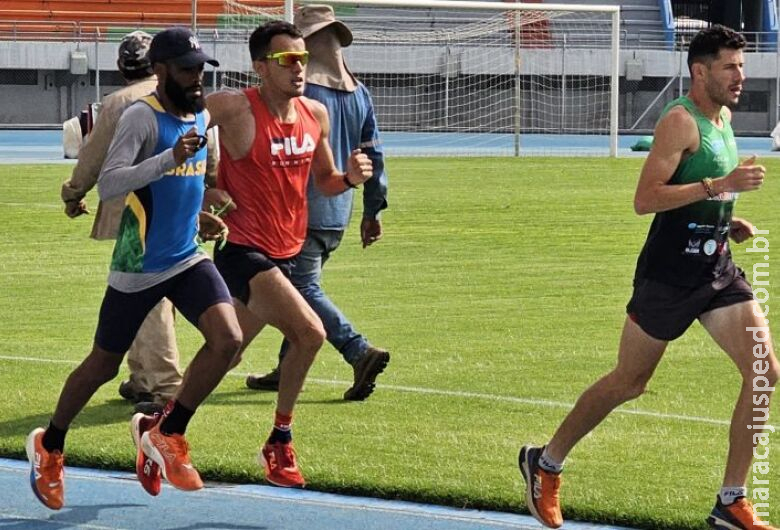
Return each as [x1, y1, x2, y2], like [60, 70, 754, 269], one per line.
[1, 130, 778, 163]
[0, 458, 639, 530]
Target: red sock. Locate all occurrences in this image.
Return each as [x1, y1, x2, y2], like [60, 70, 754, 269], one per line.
[269, 411, 293, 443]
[275, 411, 292, 430]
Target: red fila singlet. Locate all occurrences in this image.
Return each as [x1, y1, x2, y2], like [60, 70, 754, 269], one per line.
[218, 88, 322, 258]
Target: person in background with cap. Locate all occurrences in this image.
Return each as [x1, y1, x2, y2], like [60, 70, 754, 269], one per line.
[60, 30, 185, 417]
[27, 27, 242, 509]
[206, 20, 373, 488]
[246, 5, 390, 401]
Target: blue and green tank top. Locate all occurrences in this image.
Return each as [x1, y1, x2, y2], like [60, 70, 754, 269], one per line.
[111, 94, 207, 275]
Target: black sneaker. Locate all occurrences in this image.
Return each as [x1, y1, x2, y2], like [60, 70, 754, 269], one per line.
[343, 347, 390, 401]
[246, 367, 281, 391]
[118, 380, 154, 404]
[118, 380, 138, 401]
[134, 400, 165, 415]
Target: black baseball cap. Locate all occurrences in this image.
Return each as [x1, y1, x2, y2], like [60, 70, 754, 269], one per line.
[148, 27, 219, 67]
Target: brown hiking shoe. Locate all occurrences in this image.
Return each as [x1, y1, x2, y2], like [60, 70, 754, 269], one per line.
[343, 347, 390, 401]
[118, 380, 153, 404]
[118, 380, 137, 401]
[246, 367, 281, 391]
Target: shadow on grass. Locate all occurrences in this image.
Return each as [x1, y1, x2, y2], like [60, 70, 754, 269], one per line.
[204, 390, 345, 407]
[0, 400, 134, 445]
[0, 390, 346, 448]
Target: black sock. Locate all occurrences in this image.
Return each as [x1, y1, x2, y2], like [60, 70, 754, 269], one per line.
[268, 426, 292, 444]
[42, 421, 67, 453]
[159, 401, 194, 436]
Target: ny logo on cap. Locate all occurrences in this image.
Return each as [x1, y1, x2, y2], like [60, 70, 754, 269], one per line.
[189, 36, 200, 50]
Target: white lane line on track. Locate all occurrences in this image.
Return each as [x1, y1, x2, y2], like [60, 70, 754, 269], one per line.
[0, 201, 62, 209]
[0, 354, 729, 427]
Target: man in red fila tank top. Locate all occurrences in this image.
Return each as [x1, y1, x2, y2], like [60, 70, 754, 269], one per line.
[206, 21, 373, 488]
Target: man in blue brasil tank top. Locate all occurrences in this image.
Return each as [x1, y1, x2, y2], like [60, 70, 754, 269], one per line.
[520, 26, 777, 530]
[26, 28, 242, 509]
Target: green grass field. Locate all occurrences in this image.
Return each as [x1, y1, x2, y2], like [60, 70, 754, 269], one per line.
[0, 158, 778, 529]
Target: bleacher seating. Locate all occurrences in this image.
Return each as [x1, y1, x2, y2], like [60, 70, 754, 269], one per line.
[0, 0, 283, 38]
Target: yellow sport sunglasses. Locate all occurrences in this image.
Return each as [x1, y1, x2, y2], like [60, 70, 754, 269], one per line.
[265, 51, 310, 66]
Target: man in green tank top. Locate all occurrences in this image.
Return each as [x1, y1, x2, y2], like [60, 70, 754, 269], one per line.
[519, 25, 777, 530]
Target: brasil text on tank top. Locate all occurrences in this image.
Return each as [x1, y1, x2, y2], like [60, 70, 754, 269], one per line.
[111, 94, 208, 274]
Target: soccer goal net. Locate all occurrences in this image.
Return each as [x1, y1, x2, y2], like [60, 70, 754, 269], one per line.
[220, 0, 620, 156]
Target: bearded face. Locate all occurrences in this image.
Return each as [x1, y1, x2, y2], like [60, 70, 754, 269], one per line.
[163, 64, 205, 114]
[702, 48, 745, 109]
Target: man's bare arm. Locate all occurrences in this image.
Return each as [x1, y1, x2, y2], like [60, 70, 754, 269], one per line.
[205, 90, 243, 128]
[205, 89, 252, 161]
[633, 107, 703, 215]
[634, 106, 765, 215]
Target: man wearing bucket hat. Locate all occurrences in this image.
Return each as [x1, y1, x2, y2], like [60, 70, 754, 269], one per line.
[246, 4, 390, 402]
[28, 27, 242, 509]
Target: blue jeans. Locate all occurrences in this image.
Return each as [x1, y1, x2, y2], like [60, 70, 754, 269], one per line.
[279, 229, 369, 365]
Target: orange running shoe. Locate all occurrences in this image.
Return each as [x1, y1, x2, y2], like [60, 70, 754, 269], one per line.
[518, 445, 563, 529]
[708, 496, 778, 530]
[25, 428, 64, 510]
[259, 441, 305, 488]
[130, 413, 162, 496]
[141, 423, 203, 491]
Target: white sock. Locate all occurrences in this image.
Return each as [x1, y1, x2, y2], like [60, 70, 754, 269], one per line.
[539, 447, 564, 474]
[719, 487, 747, 505]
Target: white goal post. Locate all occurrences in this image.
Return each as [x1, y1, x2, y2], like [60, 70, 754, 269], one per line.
[221, 0, 620, 157]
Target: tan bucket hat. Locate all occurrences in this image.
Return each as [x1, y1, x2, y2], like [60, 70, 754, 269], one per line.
[294, 4, 353, 46]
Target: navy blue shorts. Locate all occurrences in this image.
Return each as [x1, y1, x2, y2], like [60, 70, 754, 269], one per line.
[627, 267, 754, 341]
[95, 259, 233, 354]
[214, 241, 296, 304]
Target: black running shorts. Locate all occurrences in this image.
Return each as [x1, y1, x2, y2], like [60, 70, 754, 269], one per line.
[213, 241, 296, 304]
[95, 259, 233, 354]
[626, 267, 755, 341]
